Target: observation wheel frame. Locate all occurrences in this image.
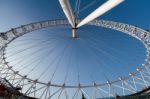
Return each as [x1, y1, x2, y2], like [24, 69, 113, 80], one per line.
[1, 19, 150, 98]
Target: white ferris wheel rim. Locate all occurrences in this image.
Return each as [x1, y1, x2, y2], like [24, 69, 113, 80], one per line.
[0, 19, 150, 98]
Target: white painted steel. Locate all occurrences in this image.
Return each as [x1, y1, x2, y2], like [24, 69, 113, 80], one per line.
[1, 19, 150, 99]
[59, 0, 75, 27]
[77, 0, 124, 28]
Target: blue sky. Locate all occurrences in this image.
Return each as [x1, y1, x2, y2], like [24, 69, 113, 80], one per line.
[0, 0, 150, 31]
[0, 0, 150, 98]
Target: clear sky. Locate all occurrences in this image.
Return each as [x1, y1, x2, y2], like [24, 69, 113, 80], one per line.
[0, 0, 150, 31]
[0, 0, 150, 98]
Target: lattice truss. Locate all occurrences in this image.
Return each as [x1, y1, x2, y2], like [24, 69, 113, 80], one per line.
[0, 19, 150, 99]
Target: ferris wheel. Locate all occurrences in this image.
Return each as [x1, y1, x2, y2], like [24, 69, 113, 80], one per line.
[1, 0, 150, 99]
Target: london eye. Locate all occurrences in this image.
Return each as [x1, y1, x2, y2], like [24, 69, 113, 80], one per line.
[0, 0, 150, 99]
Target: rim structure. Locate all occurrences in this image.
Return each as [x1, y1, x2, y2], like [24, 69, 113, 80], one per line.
[0, 19, 150, 98]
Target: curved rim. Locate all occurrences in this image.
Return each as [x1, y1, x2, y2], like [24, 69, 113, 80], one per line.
[0, 19, 150, 98]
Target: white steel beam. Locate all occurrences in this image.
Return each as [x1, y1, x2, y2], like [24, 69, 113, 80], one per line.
[77, 0, 124, 28]
[59, 0, 75, 27]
